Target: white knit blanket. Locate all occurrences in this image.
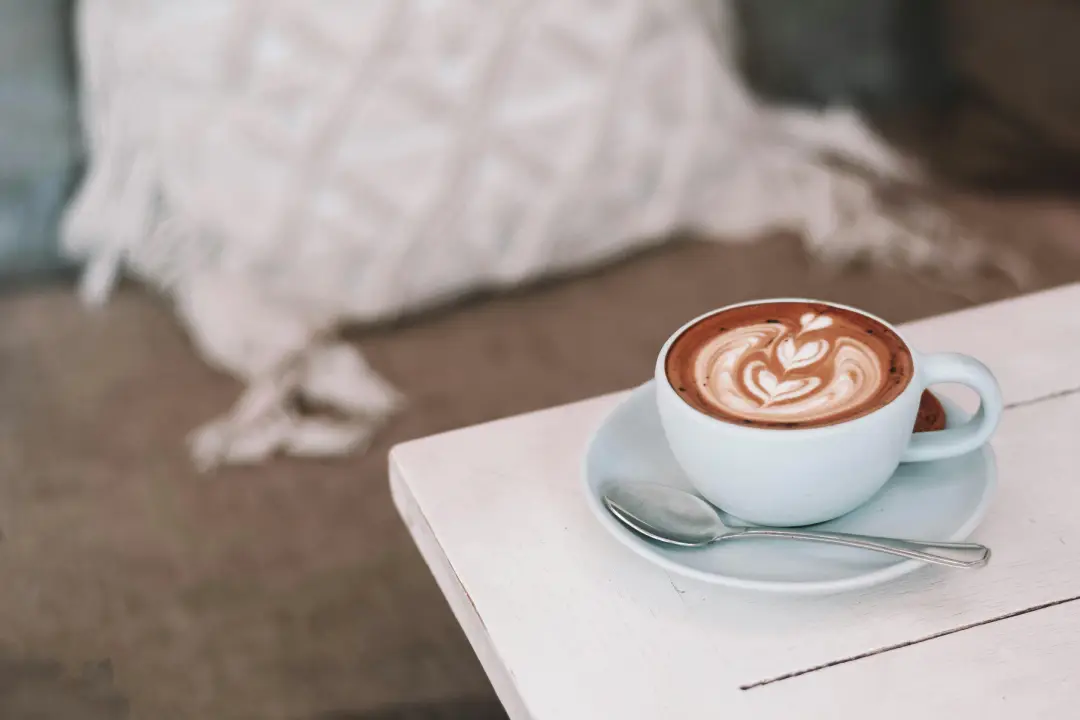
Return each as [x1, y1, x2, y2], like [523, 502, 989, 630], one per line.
[63, 0, 959, 468]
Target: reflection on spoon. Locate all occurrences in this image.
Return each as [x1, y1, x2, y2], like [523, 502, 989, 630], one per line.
[603, 482, 990, 569]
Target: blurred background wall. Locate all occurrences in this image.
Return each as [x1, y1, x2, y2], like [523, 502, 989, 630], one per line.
[0, 0, 79, 284]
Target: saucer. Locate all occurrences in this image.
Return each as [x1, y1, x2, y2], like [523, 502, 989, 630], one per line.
[582, 381, 997, 594]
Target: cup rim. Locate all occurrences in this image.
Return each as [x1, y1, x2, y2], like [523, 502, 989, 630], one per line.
[656, 298, 919, 434]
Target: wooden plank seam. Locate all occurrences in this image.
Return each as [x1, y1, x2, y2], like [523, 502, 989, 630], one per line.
[741, 594, 1080, 690]
[740, 385, 1080, 690]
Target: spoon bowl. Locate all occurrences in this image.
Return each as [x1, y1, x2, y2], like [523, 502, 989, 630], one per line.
[604, 482, 723, 546]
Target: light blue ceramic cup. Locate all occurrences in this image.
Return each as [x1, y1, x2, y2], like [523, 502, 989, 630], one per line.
[655, 299, 1003, 527]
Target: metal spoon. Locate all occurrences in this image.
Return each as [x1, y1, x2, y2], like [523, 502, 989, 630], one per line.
[603, 482, 990, 568]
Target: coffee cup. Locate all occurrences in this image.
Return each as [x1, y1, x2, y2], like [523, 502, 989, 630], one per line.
[655, 299, 1002, 526]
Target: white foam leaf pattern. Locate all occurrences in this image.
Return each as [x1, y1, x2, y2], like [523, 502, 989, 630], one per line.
[776, 337, 829, 371]
[757, 369, 778, 395]
[799, 312, 833, 333]
[748, 367, 820, 406]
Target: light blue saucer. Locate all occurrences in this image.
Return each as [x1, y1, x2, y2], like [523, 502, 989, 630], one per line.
[583, 381, 997, 594]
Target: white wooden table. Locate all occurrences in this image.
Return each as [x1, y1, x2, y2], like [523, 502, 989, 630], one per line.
[390, 285, 1080, 720]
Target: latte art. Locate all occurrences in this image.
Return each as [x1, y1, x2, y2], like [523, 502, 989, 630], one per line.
[666, 302, 913, 429]
[696, 312, 884, 423]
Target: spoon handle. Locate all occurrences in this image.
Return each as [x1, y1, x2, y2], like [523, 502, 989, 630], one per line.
[730, 528, 990, 568]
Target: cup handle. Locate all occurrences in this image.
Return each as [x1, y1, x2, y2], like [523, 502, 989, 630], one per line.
[901, 353, 1003, 463]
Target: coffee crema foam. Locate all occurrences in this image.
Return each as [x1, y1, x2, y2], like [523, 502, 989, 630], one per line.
[665, 302, 913, 429]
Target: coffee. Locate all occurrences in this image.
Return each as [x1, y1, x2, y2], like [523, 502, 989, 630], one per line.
[914, 391, 946, 433]
[665, 301, 913, 429]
